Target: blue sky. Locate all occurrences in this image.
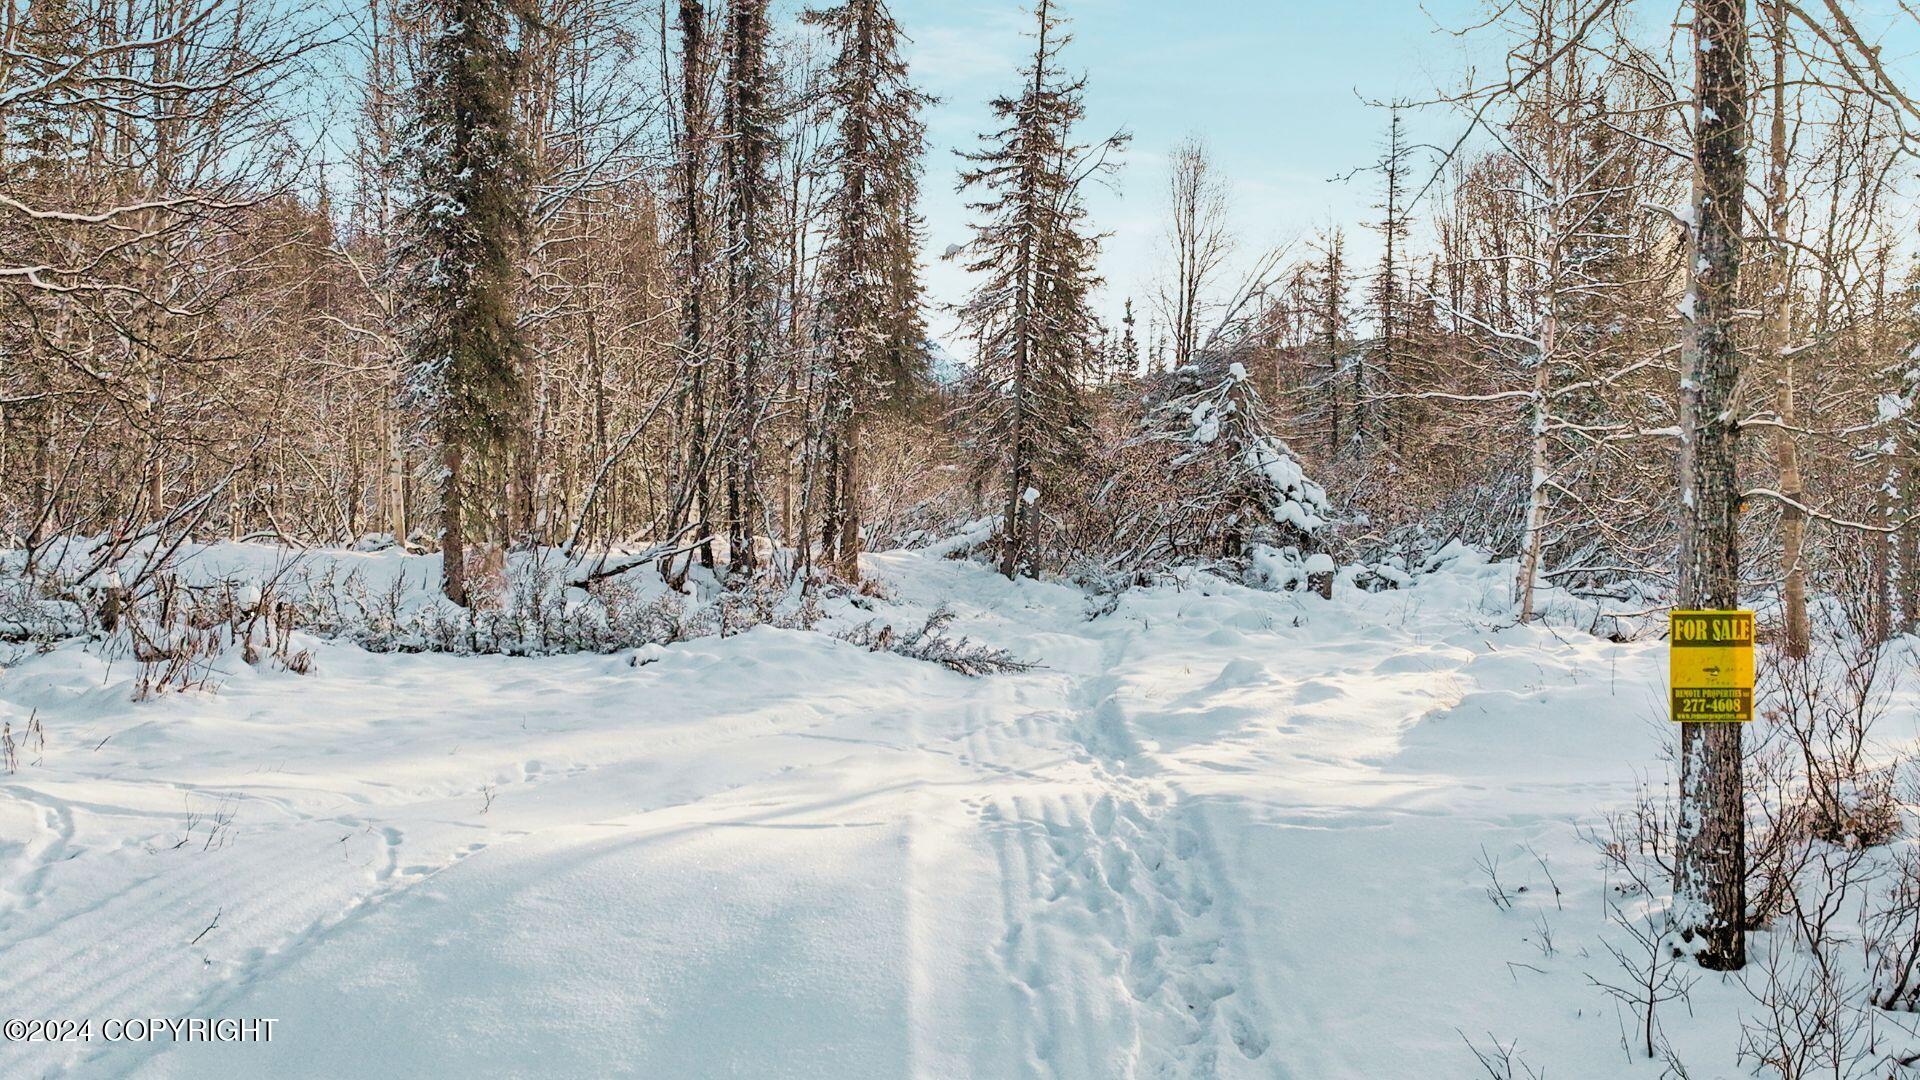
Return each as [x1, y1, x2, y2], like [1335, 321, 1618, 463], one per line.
[887, 0, 1920, 355]
[888, 0, 1501, 352]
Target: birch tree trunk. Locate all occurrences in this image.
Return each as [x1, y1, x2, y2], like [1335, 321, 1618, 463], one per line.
[1673, 0, 1749, 973]
[1516, 41, 1561, 625]
[1765, 0, 1808, 659]
[1901, 462, 1919, 634]
[835, 413, 862, 580]
[675, 0, 716, 573]
[1517, 308, 1553, 623]
[385, 404, 408, 546]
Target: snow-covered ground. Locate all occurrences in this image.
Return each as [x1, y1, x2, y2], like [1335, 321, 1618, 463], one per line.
[2, 545, 1916, 1078]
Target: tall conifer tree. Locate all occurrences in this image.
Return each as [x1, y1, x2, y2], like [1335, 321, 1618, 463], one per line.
[956, 0, 1121, 579]
[398, 0, 530, 606]
[805, 0, 929, 582]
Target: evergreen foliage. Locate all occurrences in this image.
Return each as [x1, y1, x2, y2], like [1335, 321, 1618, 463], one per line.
[805, 0, 931, 580]
[954, 0, 1124, 579]
[397, 0, 532, 605]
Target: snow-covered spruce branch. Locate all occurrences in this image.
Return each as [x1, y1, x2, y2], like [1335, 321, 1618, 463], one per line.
[836, 605, 1035, 676]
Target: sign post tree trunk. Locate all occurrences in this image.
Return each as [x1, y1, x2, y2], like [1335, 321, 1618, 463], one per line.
[1673, 0, 1749, 972]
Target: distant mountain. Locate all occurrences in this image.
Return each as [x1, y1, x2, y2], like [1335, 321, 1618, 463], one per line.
[926, 339, 967, 386]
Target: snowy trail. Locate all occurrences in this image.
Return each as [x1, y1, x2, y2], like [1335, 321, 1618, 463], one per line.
[0, 546, 1702, 1078]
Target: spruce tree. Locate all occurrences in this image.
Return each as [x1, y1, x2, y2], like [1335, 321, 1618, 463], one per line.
[397, 0, 531, 606]
[804, 0, 930, 582]
[1365, 107, 1411, 454]
[955, 0, 1122, 579]
[1117, 298, 1140, 380]
[720, 0, 776, 578]
[1313, 228, 1348, 458]
[8, 0, 86, 179]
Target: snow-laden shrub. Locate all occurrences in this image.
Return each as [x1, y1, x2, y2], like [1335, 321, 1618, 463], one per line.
[0, 571, 87, 645]
[294, 554, 821, 657]
[1335, 469, 1527, 568]
[1135, 358, 1329, 541]
[1330, 526, 1490, 597]
[836, 604, 1034, 676]
[1049, 353, 1331, 584]
[1249, 546, 1337, 595]
[2, 543, 837, 665]
[88, 574, 313, 698]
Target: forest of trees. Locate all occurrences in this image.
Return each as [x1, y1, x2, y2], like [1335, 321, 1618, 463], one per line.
[1, 0, 1912, 615]
[6, 0, 1920, 973]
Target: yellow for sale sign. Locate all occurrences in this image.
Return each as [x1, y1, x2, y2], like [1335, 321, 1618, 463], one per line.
[1669, 610, 1755, 722]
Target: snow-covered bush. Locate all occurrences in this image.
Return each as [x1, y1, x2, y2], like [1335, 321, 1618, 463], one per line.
[1768, 632, 1901, 848]
[0, 542, 842, 668]
[1867, 851, 1920, 1013]
[836, 604, 1034, 676]
[91, 574, 313, 699]
[1045, 354, 1332, 584]
[295, 555, 821, 657]
[0, 571, 88, 646]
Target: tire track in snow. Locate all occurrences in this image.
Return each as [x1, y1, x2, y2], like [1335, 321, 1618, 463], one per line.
[0, 776, 499, 1078]
[42, 822, 494, 1079]
[966, 612, 1279, 1078]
